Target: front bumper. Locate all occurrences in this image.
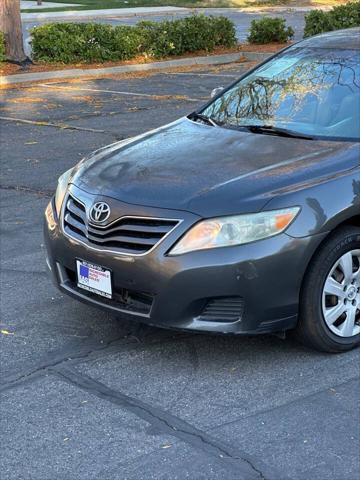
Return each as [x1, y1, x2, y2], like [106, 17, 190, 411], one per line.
[44, 187, 326, 334]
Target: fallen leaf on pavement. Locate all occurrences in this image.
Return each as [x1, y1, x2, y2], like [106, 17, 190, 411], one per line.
[1, 329, 14, 335]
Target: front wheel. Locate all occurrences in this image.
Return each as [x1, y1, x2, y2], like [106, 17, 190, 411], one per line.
[296, 226, 360, 353]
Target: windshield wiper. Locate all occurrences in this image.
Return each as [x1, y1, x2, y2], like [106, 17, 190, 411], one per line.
[240, 125, 314, 140]
[189, 112, 220, 127]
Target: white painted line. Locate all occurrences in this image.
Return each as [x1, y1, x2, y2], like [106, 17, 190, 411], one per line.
[40, 84, 159, 97]
[165, 72, 238, 78]
[0, 116, 105, 133]
[38, 84, 201, 102]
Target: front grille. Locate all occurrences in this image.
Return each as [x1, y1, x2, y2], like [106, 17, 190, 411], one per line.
[63, 266, 153, 316]
[63, 193, 179, 255]
[197, 297, 245, 323]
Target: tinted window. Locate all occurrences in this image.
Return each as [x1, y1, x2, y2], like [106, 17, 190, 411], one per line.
[202, 47, 360, 140]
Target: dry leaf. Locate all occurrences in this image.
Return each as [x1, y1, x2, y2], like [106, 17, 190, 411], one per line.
[1, 329, 14, 335]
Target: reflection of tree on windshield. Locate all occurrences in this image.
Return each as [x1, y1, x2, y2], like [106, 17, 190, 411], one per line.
[203, 49, 360, 139]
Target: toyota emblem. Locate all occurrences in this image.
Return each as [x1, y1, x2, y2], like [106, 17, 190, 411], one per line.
[89, 202, 111, 223]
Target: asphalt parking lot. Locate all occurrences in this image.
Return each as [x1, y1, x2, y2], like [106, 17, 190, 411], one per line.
[1, 62, 360, 480]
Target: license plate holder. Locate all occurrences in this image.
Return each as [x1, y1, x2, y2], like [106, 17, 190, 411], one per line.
[76, 260, 112, 299]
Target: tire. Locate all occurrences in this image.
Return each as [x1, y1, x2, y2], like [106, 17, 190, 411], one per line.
[295, 226, 360, 353]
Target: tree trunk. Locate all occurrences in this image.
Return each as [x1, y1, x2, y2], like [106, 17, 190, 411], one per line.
[0, 0, 27, 63]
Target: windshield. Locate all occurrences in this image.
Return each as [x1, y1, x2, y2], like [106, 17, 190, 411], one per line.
[201, 47, 360, 140]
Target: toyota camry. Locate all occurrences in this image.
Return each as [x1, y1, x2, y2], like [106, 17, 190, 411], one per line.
[44, 28, 360, 353]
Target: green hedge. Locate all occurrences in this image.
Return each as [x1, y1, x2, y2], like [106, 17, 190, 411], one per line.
[31, 15, 237, 63]
[0, 32, 6, 62]
[31, 23, 141, 63]
[137, 16, 236, 58]
[304, 1, 360, 38]
[247, 17, 294, 44]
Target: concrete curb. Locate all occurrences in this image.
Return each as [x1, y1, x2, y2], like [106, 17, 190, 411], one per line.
[241, 51, 275, 63]
[0, 51, 272, 86]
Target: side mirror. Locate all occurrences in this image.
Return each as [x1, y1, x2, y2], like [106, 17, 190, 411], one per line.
[210, 86, 224, 98]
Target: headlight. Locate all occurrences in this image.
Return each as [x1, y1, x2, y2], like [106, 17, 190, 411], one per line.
[169, 207, 300, 255]
[55, 168, 73, 217]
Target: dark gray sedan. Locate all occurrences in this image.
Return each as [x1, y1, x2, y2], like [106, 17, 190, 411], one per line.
[44, 28, 360, 353]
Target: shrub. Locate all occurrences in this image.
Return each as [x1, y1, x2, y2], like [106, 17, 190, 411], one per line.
[247, 17, 294, 44]
[137, 16, 236, 58]
[31, 23, 141, 63]
[31, 15, 237, 64]
[304, 1, 360, 37]
[136, 20, 187, 58]
[0, 31, 6, 62]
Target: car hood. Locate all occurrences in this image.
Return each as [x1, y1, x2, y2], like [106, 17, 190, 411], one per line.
[71, 117, 358, 217]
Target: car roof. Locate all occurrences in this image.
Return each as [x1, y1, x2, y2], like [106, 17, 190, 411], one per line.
[299, 27, 360, 49]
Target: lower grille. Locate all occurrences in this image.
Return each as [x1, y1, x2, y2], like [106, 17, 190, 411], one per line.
[197, 297, 244, 323]
[62, 266, 153, 316]
[63, 193, 180, 255]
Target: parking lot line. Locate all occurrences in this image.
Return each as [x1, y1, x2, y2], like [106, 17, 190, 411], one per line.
[38, 84, 201, 102]
[0, 116, 105, 133]
[165, 72, 238, 78]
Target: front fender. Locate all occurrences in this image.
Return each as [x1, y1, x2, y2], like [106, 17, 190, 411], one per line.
[265, 165, 360, 237]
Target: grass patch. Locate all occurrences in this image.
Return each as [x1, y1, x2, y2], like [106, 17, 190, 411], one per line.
[21, 0, 284, 12]
[21, 0, 340, 13]
[21, 0, 354, 12]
